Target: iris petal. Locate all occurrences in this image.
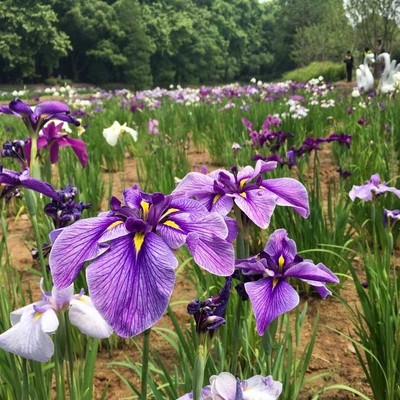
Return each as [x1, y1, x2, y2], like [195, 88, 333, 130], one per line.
[261, 177, 310, 218]
[245, 278, 299, 335]
[233, 189, 277, 229]
[69, 296, 113, 338]
[50, 216, 120, 289]
[86, 233, 177, 337]
[0, 308, 57, 362]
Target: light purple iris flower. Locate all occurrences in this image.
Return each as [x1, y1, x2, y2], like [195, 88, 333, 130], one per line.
[0, 98, 79, 134]
[0, 166, 59, 200]
[236, 229, 339, 335]
[25, 122, 88, 167]
[173, 160, 309, 229]
[383, 208, 400, 226]
[49, 187, 235, 337]
[349, 173, 400, 201]
[147, 118, 160, 135]
[178, 371, 282, 400]
[0, 281, 112, 362]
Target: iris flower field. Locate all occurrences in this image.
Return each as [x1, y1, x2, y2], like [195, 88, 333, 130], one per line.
[0, 78, 399, 399]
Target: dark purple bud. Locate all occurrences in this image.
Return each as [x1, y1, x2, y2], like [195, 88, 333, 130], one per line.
[188, 277, 232, 336]
[44, 185, 91, 228]
[336, 168, 352, 179]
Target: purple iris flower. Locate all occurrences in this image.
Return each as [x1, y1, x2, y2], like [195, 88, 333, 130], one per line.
[326, 133, 352, 147]
[26, 122, 88, 167]
[0, 98, 79, 134]
[383, 208, 400, 227]
[49, 187, 235, 337]
[236, 229, 339, 335]
[349, 173, 400, 201]
[0, 166, 59, 200]
[173, 160, 309, 229]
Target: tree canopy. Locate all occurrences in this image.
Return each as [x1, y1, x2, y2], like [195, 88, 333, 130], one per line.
[1, 0, 399, 86]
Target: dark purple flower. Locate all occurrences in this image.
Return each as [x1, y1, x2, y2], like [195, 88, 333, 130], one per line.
[188, 277, 231, 336]
[0, 99, 79, 134]
[286, 149, 296, 167]
[336, 168, 352, 179]
[236, 229, 339, 334]
[173, 160, 309, 229]
[0, 166, 59, 200]
[383, 208, 400, 227]
[44, 185, 91, 228]
[2, 139, 28, 167]
[34, 122, 88, 167]
[357, 117, 369, 126]
[49, 187, 235, 337]
[326, 133, 352, 147]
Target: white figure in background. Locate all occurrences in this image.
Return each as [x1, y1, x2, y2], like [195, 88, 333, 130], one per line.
[356, 53, 375, 92]
[377, 52, 400, 93]
[393, 64, 400, 88]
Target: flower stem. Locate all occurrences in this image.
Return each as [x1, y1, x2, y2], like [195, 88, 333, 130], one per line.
[22, 358, 29, 400]
[30, 210, 50, 289]
[141, 328, 151, 400]
[193, 343, 206, 400]
[64, 312, 75, 399]
[230, 297, 243, 376]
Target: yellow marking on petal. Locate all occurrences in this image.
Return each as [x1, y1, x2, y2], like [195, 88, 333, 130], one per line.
[164, 220, 183, 231]
[278, 254, 285, 272]
[107, 220, 124, 230]
[272, 278, 279, 288]
[140, 200, 150, 220]
[239, 178, 249, 190]
[160, 207, 180, 219]
[213, 194, 222, 204]
[240, 192, 247, 198]
[34, 312, 42, 320]
[134, 233, 145, 254]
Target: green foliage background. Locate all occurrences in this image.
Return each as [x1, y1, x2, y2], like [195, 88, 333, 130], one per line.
[1, 0, 399, 86]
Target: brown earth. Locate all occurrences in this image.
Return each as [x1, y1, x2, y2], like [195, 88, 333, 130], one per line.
[3, 125, 372, 400]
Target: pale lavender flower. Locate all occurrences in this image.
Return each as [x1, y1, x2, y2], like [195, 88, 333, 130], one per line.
[349, 174, 400, 201]
[0, 281, 112, 362]
[148, 118, 160, 135]
[178, 371, 283, 400]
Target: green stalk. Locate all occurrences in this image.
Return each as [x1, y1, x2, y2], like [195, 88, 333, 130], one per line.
[230, 206, 250, 376]
[21, 359, 29, 400]
[64, 312, 75, 400]
[141, 328, 151, 400]
[230, 297, 243, 376]
[30, 210, 50, 289]
[192, 343, 206, 400]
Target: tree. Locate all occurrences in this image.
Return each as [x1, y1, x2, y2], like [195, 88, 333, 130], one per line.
[0, 0, 70, 82]
[113, 0, 154, 88]
[270, 0, 334, 74]
[291, 0, 354, 66]
[55, 0, 125, 82]
[346, 0, 400, 52]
